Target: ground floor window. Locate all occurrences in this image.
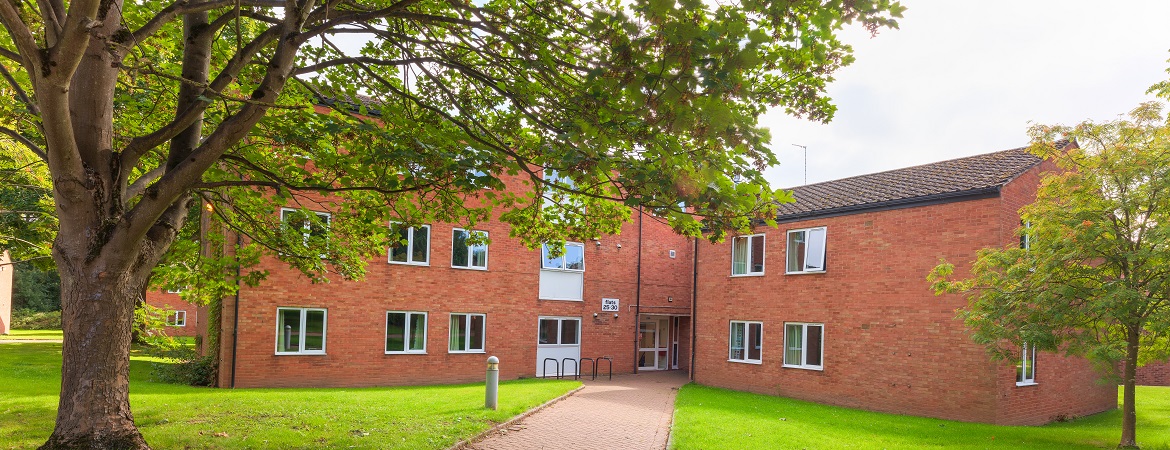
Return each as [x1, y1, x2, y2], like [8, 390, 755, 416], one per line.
[783, 322, 823, 370]
[386, 311, 427, 354]
[1017, 342, 1037, 385]
[538, 317, 580, 345]
[167, 310, 186, 327]
[276, 307, 327, 355]
[729, 321, 762, 364]
[449, 313, 485, 353]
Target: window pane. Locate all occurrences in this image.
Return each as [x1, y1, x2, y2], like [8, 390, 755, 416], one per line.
[542, 244, 564, 269]
[412, 227, 429, 263]
[471, 242, 488, 268]
[805, 228, 826, 271]
[450, 315, 467, 351]
[309, 213, 329, 240]
[390, 227, 409, 262]
[386, 312, 406, 352]
[304, 310, 325, 351]
[539, 319, 558, 344]
[278, 309, 301, 352]
[469, 315, 485, 350]
[787, 231, 806, 272]
[729, 322, 745, 360]
[452, 230, 469, 267]
[748, 323, 762, 361]
[564, 244, 584, 270]
[1027, 347, 1036, 380]
[409, 313, 426, 351]
[806, 325, 822, 366]
[750, 236, 765, 273]
[731, 237, 748, 275]
[785, 324, 802, 365]
[561, 319, 579, 345]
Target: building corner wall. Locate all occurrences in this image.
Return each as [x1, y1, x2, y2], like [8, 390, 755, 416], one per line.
[0, 251, 13, 334]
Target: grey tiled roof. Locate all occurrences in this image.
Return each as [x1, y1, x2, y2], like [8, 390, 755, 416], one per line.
[776, 147, 1042, 220]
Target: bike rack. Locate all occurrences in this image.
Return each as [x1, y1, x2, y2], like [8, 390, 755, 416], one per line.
[542, 358, 561, 379]
[579, 357, 596, 381]
[596, 356, 613, 380]
[562, 358, 578, 380]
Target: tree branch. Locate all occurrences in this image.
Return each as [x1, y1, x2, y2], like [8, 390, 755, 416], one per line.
[124, 165, 166, 201]
[293, 56, 438, 75]
[0, 125, 47, 160]
[129, 0, 285, 45]
[0, 0, 41, 68]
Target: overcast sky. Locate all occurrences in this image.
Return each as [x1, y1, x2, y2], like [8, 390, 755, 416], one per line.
[761, 1, 1170, 188]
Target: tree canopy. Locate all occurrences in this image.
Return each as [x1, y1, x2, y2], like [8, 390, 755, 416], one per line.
[929, 102, 1170, 449]
[0, 0, 904, 447]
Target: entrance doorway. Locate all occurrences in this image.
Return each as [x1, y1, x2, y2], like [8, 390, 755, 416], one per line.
[536, 317, 581, 377]
[638, 317, 670, 370]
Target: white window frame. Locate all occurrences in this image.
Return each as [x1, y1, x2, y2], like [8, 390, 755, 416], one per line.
[385, 311, 427, 355]
[786, 227, 827, 274]
[728, 320, 763, 364]
[451, 228, 489, 270]
[388, 223, 431, 266]
[537, 317, 581, 346]
[783, 322, 824, 370]
[449, 313, 486, 354]
[275, 307, 328, 355]
[541, 242, 585, 272]
[280, 208, 331, 255]
[1017, 342, 1037, 386]
[167, 310, 187, 327]
[730, 233, 765, 276]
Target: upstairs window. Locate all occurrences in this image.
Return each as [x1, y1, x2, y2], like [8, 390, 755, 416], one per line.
[731, 234, 765, 276]
[452, 229, 488, 270]
[786, 227, 826, 274]
[1017, 342, 1037, 385]
[280, 208, 331, 254]
[389, 224, 430, 265]
[1020, 220, 1031, 250]
[541, 242, 585, 271]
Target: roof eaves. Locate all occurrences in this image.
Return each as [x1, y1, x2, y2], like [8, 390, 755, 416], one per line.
[774, 186, 1002, 224]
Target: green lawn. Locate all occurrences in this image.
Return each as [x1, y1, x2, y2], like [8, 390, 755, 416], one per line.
[672, 384, 1170, 449]
[0, 343, 579, 449]
[0, 329, 63, 340]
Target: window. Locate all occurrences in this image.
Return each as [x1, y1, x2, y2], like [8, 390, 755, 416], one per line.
[167, 310, 187, 327]
[449, 313, 485, 353]
[276, 308, 327, 355]
[1020, 220, 1031, 250]
[783, 323, 823, 370]
[385, 311, 427, 354]
[538, 318, 580, 345]
[389, 224, 430, 265]
[1017, 342, 1037, 385]
[731, 234, 765, 275]
[786, 227, 826, 274]
[541, 242, 585, 271]
[729, 321, 763, 364]
[452, 229, 488, 270]
[280, 208, 331, 251]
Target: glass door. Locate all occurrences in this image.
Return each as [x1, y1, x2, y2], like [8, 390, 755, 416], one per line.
[638, 320, 658, 370]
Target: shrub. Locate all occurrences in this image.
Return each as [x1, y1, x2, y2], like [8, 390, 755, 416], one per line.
[151, 354, 216, 387]
[12, 309, 62, 330]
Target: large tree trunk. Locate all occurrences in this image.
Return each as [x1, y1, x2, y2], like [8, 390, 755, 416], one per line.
[41, 261, 151, 450]
[1119, 326, 1139, 449]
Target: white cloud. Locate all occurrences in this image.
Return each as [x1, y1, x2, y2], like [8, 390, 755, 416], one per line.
[761, 0, 1170, 188]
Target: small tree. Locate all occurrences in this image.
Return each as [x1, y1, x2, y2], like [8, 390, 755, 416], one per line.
[929, 102, 1170, 449]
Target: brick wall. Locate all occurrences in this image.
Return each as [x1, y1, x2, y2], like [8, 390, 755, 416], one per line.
[692, 163, 1115, 425]
[145, 291, 207, 339]
[0, 251, 12, 334]
[1135, 362, 1170, 386]
[201, 198, 695, 388]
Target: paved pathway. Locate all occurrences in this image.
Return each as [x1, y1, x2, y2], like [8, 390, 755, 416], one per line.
[469, 370, 688, 450]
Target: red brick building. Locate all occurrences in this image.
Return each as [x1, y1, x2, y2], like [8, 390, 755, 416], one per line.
[691, 148, 1116, 425]
[148, 291, 206, 339]
[147, 147, 1118, 424]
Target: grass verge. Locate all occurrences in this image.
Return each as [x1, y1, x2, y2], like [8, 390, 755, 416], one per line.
[672, 384, 1170, 450]
[0, 342, 579, 449]
[0, 329, 63, 340]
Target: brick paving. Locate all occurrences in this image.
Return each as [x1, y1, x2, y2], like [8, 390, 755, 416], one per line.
[469, 371, 689, 450]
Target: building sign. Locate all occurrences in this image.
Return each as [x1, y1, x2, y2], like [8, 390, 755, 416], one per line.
[601, 298, 619, 312]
